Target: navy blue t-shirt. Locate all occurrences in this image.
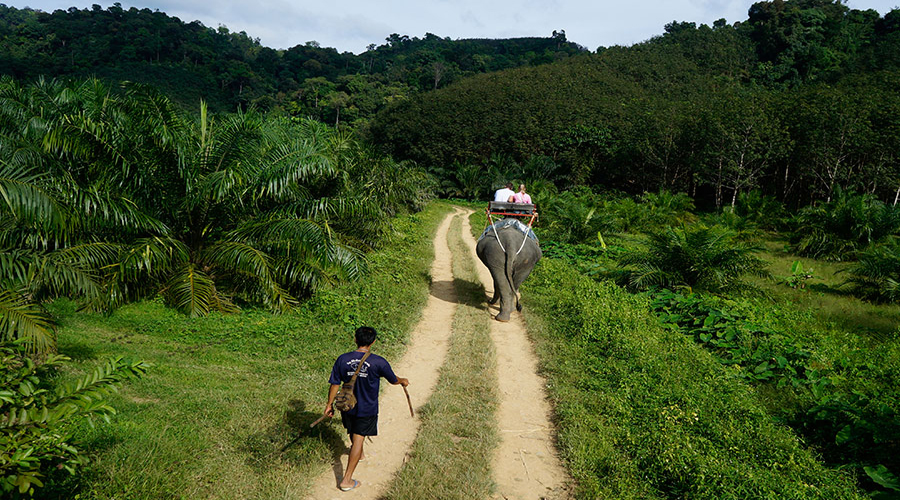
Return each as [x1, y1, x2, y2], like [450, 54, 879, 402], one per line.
[329, 351, 398, 417]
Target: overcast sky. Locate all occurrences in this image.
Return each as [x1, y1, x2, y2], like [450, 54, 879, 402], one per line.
[11, 0, 900, 53]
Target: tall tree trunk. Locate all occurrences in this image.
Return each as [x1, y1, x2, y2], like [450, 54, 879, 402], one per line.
[715, 158, 724, 209]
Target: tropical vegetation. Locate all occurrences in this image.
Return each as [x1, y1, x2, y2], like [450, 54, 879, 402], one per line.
[0, 341, 148, 496]
[0, 77, 427, 354]
[2, 0, 900, 498]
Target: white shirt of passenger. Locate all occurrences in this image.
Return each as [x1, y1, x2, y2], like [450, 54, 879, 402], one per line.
[494, 188, 515, 202]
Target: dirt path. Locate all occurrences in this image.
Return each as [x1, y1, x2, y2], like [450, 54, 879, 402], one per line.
[306, 209, 461, 500]
[307, 207, 569, 499]
[461, 211, 571, 500]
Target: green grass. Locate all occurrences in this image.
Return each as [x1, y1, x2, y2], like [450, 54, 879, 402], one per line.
[384, 212, 499, 500]
[41, 203, 453, 499]
[520, 258, 865, 499]
[754, 237, 900, 341]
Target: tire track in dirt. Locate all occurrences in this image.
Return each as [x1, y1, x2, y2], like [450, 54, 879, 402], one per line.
[306, 209, 461, 500]
[461, 210, 571, 500]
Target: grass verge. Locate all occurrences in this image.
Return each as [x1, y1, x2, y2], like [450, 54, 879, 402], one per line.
[384, 212, 499, 500]
[521, 258, 865, 499]
[42, 202, 453, 499]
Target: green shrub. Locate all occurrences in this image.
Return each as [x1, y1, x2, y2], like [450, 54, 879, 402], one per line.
[613, 224, 769, 293]
[791, 341, 900, 497]
[842, 240, 900, 302]
[638, 190, 697, 227]
[789, 189, 900, 261]
[701, 208, 763, 240]
[734, 190, 788, 231]
[539, 187, 607, 243]
[522, 259, 864, 499]
[539, 189, 697, 244]
[648, 289, 821, 388]
[0, 342, 148, 496]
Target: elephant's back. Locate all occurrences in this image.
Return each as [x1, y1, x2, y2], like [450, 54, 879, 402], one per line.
[478, 218, 538, 244]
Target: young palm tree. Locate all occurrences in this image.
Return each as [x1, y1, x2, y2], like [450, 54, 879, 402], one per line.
[99, 95, 374, 317]
[790, 188, 900, 261]
[0, 78, 426, 349]
[0, 78, 165, 351]
[842, 240, 900, 303]
[615, 224, 770, 293]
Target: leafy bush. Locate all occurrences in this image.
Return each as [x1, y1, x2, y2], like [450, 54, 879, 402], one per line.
[701, 208, 762, 241]
[781, 260, 819, 290]
[734, 190, 788, 231]
[791, 341, 900, 498]
[538, 187, 607, 243]
[789, 189, 900, 261]
[648, 290, 821, 388]
[638, 190, 697, 227]
[614, 224, 770, 293]
[523, 259, 864, 499]
[0, 342, 148, 496]
[539, 189, 697, 244]
[842, 240, 900, 302]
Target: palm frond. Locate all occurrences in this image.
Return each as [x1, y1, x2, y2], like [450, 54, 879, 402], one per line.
[31, 243, 121, 300]
[257, 144, 334, 198]
[200, 241, 297, 313]
[162, 264, 215, 317]
[0, 162, 65, 230]
[0, 247, 31, 286]
[0, 289, 55, 354]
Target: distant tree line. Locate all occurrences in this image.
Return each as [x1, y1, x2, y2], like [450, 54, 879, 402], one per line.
[0, 3, 584, 121]
[369, 0, 900, 209]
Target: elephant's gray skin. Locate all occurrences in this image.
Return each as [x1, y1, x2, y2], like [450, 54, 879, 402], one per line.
[476, 222, 542, 322]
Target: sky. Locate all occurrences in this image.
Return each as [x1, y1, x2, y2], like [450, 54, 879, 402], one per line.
[11, 0, 900, 54]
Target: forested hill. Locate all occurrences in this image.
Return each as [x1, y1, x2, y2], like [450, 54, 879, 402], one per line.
[0, 3, 583, 116]
[370, 0, 900, 209]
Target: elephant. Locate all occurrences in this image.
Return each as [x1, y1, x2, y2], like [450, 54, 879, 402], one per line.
[476, 219, 542, 322]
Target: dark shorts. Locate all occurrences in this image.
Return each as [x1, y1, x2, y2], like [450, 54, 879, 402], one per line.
[341, 412, 378, 436]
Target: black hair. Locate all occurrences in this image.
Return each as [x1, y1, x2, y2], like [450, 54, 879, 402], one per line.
[355, 326, 377, 347]
[505, 182, 513, 189]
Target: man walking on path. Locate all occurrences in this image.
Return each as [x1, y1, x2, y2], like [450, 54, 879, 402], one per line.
[325, 326, 409, 492]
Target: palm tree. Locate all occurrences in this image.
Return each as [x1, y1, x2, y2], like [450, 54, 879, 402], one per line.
[97, 93, 375, 317]
[789, 188, 900, 261]
[842, 240, 900, 303]
[614, 224, 769, 293]
[0, 77, 428, 350]
[0, 78, 164, 351]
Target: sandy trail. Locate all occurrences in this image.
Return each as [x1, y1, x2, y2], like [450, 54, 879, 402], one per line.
[306, 209, 461, 500]
[461, 210, 571, 500]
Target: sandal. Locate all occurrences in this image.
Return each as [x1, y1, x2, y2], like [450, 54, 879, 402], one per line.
[340, 479, 361, 492]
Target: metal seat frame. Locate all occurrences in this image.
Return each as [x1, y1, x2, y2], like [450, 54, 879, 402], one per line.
[483, 202, 538, 255]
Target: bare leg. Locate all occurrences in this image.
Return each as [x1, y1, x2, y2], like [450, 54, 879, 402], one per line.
[339, 433, 365, 490]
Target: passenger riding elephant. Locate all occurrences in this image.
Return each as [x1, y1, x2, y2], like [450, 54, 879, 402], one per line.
[476, 220, 542, 322]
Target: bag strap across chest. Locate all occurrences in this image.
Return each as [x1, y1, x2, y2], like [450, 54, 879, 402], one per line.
[346, 350, 372, 387]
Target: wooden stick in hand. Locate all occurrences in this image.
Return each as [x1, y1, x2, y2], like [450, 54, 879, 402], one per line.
[310, 414, 330, 428]
[403, 386, 414, 417]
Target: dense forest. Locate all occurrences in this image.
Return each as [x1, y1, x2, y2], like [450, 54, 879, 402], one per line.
[371, 0, 900, 209]
[0, 3, 583, 120]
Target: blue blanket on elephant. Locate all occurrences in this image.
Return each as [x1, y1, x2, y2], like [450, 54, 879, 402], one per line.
[480, 218, 538, 242]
